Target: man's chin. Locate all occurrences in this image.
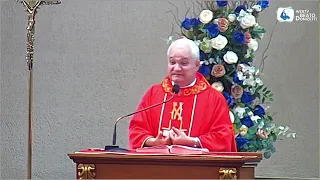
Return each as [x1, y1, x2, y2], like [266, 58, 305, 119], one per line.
[171, 74, 184, 79]
[171, 78, 183, 85]
[171, 76, 181, 81]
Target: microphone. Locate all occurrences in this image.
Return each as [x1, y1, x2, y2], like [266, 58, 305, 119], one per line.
[105, 84, 180, 151]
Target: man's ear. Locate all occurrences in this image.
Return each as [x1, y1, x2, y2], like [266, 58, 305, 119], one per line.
[195, 59, 200, 70]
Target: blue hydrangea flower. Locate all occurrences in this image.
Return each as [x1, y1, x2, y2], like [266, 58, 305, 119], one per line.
[241, 91, 254, 105]
[180, 18, 201, 30]
[223, 91, 234, 106]
[232, 72, 244, 84]
[232, 30, 245, 44]
[257, 0, 269, 9]
[204, 23, 219, 38]
[234, 5, 246, 15]
[216, 0, 228, 7]
[241, 116, 254, 128]
[254, 105, 265, 116]
[200, 50, 206, 61]
[236, 135, 249, 149]
[198, 65, 210, 77]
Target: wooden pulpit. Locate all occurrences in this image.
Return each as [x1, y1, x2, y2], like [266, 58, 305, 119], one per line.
[68, 151, 262, 179]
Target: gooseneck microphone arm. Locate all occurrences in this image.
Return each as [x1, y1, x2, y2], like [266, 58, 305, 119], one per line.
[111, 84, 180, 146]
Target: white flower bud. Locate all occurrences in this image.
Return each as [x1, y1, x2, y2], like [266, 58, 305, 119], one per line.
[228, 14, 236, 22]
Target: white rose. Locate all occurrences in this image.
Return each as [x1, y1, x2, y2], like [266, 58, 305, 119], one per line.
[223, 51, 238, 64]
[247, 38, 258, 51]
[247, 111, 254, 117]
[211, 34, 228, 50]
[240, 14, 256, 29]
[229, 111, 235, 123]
[211, 81, 224, 92]
[252, 5, 262, 12]
[228, 14, 236, 22]
[199, 10, 213, 24]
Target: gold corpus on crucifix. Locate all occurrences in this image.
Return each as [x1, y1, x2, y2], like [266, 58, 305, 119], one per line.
[18, 1, 61, 179]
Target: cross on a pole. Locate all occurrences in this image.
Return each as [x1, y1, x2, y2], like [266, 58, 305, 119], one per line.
[18, 0, 61, 70]
[17, 1, 61, 179]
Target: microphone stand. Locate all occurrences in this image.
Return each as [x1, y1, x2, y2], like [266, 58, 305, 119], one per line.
[105, 85, 180, 151]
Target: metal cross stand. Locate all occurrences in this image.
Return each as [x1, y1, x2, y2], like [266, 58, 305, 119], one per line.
[18, 1, 61, 179]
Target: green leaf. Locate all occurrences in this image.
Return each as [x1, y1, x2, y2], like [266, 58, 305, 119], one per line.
[262, 87, 267, 92]
[235, 123, 242, 129]
[248, 144, 257, 152]
[265, 90, 270, 94]
[264, 151, 272, 159]
[244, 133, 254, 140]
[257, 93, 261, 99]
[268, 144, 276, 153]
[256, 85, 263, 92]
[247, 127, 257, 135]
[197, 33, 206, 40]
[262, 97, 265, 103]
[181, 30, 193, 39]
[262, 141, 268, 148]
[234, 118, 241, 124]
[242, 143, 249, 150]
[257, 144, 264, 151]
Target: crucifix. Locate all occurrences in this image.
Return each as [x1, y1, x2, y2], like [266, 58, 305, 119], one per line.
[17, 1, 61, 179]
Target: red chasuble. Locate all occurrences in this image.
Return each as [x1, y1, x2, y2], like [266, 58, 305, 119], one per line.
[128, 72, 237, 152]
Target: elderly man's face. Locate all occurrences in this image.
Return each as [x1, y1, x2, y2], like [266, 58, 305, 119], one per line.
[167, 45, 200, 87]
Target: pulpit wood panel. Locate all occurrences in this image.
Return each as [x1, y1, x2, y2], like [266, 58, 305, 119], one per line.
[68, 152, 262, 179]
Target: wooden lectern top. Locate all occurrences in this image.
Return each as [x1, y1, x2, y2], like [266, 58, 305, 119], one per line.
[68, 151, 262, 179]
[68, 151, 262, 164]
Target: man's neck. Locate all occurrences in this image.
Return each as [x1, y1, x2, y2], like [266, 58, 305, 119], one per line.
[172, 78, 196, 88]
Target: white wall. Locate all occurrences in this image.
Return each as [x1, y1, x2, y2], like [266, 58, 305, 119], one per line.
[1, 0, 318, 179]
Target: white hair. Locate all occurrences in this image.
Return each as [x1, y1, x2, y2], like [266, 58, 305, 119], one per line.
[167, 38, 200, 61]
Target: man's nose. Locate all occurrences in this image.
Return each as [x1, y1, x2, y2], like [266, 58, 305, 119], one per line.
[173, 64, 181, 71]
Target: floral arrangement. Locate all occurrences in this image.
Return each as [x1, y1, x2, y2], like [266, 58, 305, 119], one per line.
[167, 0, 296, 159]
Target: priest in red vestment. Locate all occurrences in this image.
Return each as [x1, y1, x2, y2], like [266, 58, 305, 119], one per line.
[128, 38, 237, 152]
